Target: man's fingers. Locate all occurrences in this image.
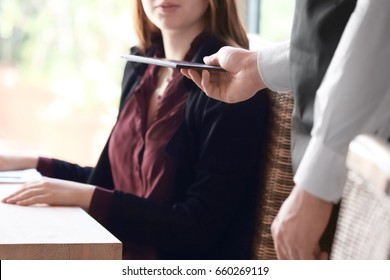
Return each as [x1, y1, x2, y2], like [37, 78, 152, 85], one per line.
[181, 69, 219, 99]
[186, 69, 204, 90]
[204, 46, 235, 67]
[317, 251, 329, 260]
[180, 69, 190, 78]
[271, 218, 287, 259]
[200, 70, 212, 94]
[273, 239, 287, 260]
[314, 245, 329, 260]
[203, 54, 218, 65]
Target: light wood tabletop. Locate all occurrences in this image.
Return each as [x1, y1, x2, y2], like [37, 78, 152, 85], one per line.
[0, 184, 122, 260]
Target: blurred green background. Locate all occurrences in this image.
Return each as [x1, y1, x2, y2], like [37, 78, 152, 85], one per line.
[0, 0, 135, 109]
[261, 0, 294, 41]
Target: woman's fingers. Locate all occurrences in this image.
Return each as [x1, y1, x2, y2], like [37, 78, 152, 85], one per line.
[2, 177, 96, 210]
[14, 194, 49, 206]
[2, 183, 46, 205]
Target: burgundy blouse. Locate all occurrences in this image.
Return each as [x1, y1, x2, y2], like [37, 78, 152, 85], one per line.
[107, 33, 207, 204]
[108, 63, 187, 202]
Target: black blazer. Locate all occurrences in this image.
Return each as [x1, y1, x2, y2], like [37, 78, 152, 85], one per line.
[45, 35, 270, 259]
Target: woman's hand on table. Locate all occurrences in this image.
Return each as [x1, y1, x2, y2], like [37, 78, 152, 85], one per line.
[1, 177, 96, 211]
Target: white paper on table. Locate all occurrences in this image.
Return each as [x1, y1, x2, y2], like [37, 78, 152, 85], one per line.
[0, 169, 42, 184]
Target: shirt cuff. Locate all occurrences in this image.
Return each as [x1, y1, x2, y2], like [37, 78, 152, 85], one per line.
[88, 187, 114, 226]
[294, 136, 347, 203]
[36, 157, 54, 177]
[257, 41, 291, 93]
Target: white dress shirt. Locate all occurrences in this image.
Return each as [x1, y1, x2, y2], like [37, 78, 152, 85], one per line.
[257, 41, 291, 93]
[258, 0, 390, 202]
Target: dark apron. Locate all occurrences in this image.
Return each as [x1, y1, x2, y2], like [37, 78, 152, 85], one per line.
[290, 0, 357, 173]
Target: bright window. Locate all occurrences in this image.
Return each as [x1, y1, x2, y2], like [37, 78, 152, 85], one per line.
[0, 0, 134, 165]
[260, 0, 295, 41]
[244, 0, 295, 41]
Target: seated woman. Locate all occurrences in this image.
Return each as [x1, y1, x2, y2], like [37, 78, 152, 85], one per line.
[1, 0, 270, 259]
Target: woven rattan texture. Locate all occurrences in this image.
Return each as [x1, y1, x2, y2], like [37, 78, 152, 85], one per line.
[252, 90, 294, 260]
[331, 171, 390, 259]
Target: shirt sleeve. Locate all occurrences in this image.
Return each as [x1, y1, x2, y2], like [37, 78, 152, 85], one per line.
[294, 0, 390, 202]
[257, 40, 291, 93]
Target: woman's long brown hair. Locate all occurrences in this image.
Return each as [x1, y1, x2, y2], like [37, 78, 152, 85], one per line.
[132, 0, 249, 53]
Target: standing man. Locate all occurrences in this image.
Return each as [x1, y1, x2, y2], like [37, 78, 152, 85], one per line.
[182, 0, 358, 259]
[273, 0, 390, 259]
